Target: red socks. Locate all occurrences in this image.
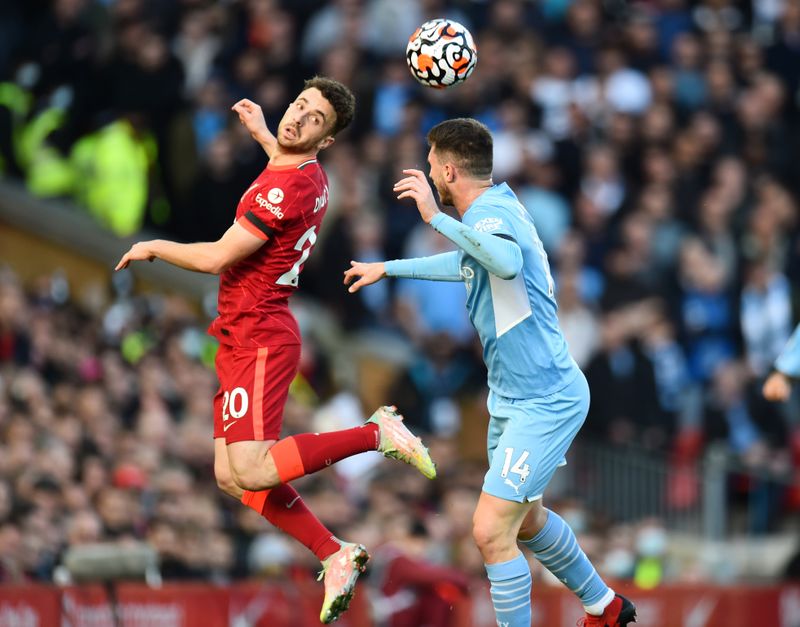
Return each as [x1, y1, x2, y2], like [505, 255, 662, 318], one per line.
[242, 486, 341, 561]
[267, 424, 379, 483]
[239, 425, 381, 562]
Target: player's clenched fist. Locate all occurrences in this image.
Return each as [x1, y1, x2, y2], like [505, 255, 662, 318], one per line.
[343, 261, 386, 293]
[763, 371, 792, 402]
[232, 99, 266, 132]
[115, 241, 157, 270]
[232, 98, 276, 157]
[393, 169, 441, 223]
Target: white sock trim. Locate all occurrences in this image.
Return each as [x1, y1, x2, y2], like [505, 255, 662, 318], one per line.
[583, 587, 615, 616]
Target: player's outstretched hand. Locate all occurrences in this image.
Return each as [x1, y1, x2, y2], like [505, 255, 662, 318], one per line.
[763, 371, 792, 402]
[232, 99, 276, 157]
[393, 169, 440, 223]
[115, 241, 156, 271]
[343, 261, 386, 293]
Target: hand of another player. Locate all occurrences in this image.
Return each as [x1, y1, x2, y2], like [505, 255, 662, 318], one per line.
[393, 169, 440, 223]
[232, 99, 277, 157]
[115, 241, 157, 270]
[763, 371, 792, 402]
[343, 261, 386, 293]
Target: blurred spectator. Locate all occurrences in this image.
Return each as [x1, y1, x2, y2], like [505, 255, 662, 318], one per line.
[301, 0, 365, 64]
[740, 257, 792, 378]
[518, 153, 571, 253]
[365, 513, 470, 627]
[584, 309, 661, 447]
[531, 46, 576, 141]
[705, 360, 788, 466]
[491, 97, 540, 180]
[177, 131, 244, 242]
[671, 33, 707, 111]
[676, 238, 737, 383]
[388, 332, 478, 436]
[641, 305, 697, 436]
[173, 7, 222, 98]
[557, 271, 599, 369]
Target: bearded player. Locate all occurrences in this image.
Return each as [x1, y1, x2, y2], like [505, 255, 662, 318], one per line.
[116, 77, 436, 624]
[345, 118, 636, 627]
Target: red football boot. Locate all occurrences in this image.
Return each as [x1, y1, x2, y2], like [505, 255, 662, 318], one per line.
[578, 594, 637, 627]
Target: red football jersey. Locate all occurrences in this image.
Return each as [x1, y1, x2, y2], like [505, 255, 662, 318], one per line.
[208, 158, 329, 348]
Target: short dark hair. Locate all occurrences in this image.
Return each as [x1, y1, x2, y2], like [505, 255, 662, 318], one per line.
[304, 76, 355, 136]
[426, 118, 493, 179]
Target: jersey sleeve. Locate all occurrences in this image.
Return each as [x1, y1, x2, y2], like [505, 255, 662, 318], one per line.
[429, 213, 522, 280]
[776, 322, 800, 377]
[385, 251, 463, 281]
[238, 179, 302, 240]
[461, 204, 517, 241]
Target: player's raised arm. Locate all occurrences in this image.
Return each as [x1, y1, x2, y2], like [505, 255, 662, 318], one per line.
[115, 221, 265, 275]
[393, 169, 522, 280]
[232, 99, 277, 158]
[393, 168, 441, 223]
[428, 212, 522, 280]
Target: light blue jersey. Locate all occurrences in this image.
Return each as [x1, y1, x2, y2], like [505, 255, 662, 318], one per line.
[384, 181, 588, 504]
[458, 183, 579, 399]
[776, 322, 800, 377]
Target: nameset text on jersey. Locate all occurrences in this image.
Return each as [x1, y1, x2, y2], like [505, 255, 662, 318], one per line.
[313, 185, 329, 213]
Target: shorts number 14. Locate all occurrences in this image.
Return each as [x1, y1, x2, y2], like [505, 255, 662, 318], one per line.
[501, 448, 531, 484]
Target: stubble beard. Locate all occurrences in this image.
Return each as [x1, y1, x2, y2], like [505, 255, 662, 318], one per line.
[277, 135, 316, 154]
[277, 123, 318, 154]
[435, 181, 452, 207]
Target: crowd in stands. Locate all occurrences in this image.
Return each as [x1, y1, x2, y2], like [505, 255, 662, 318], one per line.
[2, 0, 800, 604]
[0, 267, 709, 601]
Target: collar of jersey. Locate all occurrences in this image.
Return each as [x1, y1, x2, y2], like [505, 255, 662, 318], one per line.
[267, 158, 317, 171]
[464, 182, 510, 216]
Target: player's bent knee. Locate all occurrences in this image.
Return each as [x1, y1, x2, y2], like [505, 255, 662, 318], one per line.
[214, 467, 240, 498]
[473, 507, 524, 561]
[473, 517, 505, 553]
[226, 441, 280, 491]
[228, 462, 280, 492]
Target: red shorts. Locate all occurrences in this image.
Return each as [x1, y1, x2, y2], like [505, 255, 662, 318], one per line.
[213, 342, 300, 443]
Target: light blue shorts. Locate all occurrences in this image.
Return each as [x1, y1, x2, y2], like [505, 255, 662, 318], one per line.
[483, 372, 590, 503]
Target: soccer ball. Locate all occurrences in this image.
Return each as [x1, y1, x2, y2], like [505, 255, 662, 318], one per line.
[406, 19, 477, 89]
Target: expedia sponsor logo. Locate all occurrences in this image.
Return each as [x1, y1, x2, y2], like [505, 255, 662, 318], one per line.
[255, 192, 284, 219]
[267, 187, 284, 204]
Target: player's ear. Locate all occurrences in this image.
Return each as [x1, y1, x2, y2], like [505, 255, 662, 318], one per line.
[317, 135, 335, 151]
[444, 163, 456, 183]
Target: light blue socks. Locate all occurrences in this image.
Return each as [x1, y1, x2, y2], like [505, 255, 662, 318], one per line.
[485, 552, 532, 627]
[521, 508, 613, 613]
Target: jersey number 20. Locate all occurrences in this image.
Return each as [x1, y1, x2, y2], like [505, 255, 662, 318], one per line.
[276, 226, 318, 287]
